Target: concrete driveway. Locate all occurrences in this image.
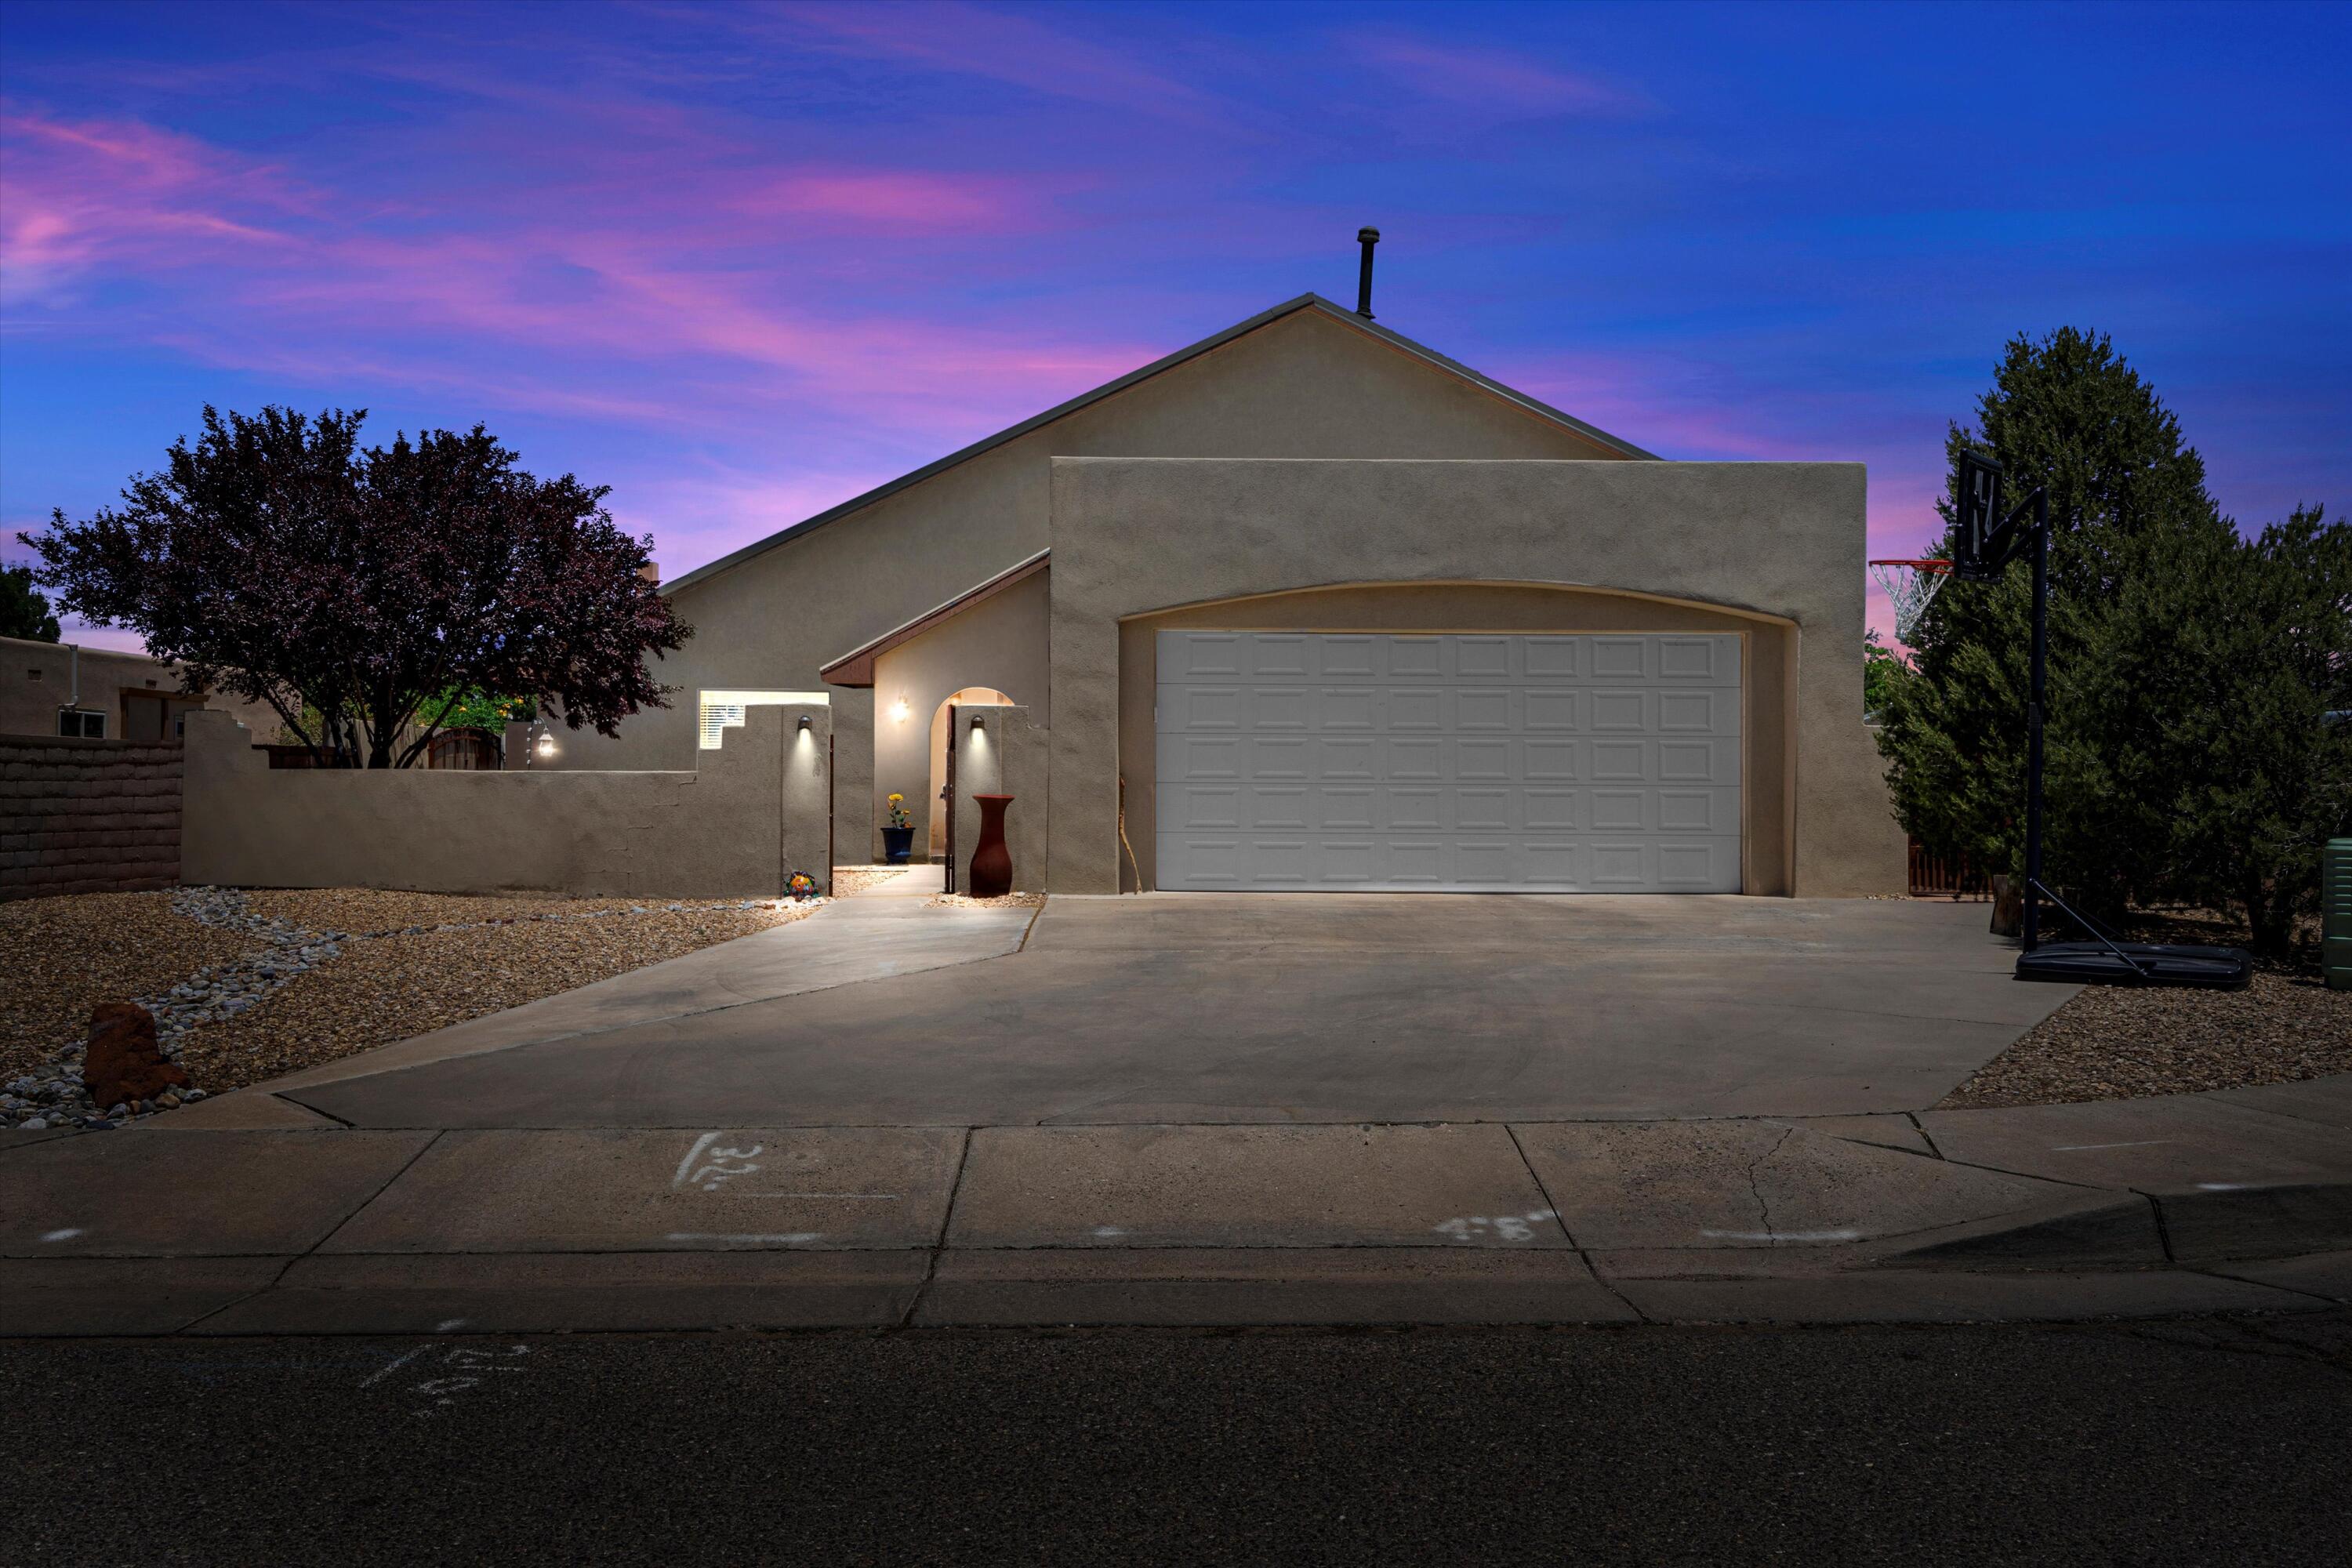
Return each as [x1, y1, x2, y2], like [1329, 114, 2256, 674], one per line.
[285, 893, 2068, 1128]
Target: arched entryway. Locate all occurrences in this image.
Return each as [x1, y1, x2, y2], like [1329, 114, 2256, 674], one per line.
[928, 687, 1014, 858]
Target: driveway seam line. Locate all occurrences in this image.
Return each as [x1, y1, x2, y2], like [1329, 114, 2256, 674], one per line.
[1904, 1112, 1946, 1159]
[904, 1127, 977, 1327]
[1503, 1123, 1581, 1250]
[174, 1130, 446, 1333]
[301, 1130, 448, 1262]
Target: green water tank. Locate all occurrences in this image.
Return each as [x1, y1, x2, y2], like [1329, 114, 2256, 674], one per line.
[2328, 837, 2352, 991]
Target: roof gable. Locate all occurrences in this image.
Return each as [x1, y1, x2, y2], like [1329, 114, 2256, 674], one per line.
[662, 294, 1654, 596]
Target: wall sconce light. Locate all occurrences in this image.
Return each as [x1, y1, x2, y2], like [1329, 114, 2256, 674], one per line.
[970, 713, 986, 730]
[534, 728, 557, 760]
[797, 713, 812, 730]
[890, 694, 911, 723]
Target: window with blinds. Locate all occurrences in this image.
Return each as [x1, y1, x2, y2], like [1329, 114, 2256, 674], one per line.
[697, 690, 829, 749]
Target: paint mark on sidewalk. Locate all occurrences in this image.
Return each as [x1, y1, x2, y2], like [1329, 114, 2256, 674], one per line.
[2052, 1140, 2171, 1152]
[664, 1232, 823, 1245]
[1700, 1228, 1864, 1243]
[1433, 1210, 1555, 1243]
[40, 1228, 82, 1242]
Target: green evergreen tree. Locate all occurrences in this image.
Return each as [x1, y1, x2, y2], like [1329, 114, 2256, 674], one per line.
[2, 563, 61, 641]
[2071, 506, 2352, 951]
[1878, 328, 2234, 920]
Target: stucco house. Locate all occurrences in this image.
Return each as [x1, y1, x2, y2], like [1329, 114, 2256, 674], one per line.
[2, 635, 277, 744]
[550, 292, 1903, 898]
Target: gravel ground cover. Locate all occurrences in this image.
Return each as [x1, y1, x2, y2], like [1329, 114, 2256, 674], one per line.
[1940, 970, 2352, 1108]
[0, 891, 265, 1085]
[930, 891, 1045, 909]
[2, 887, 824, 1127]
[833, 866, 910, 897]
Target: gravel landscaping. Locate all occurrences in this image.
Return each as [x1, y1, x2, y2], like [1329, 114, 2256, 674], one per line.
[833, 866, 910, 896]
[1940, 969, 2352, 1109]
[2, 886, 824, 1129]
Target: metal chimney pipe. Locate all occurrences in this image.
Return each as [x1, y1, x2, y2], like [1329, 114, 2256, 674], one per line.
[1356, 227, 1380, 318]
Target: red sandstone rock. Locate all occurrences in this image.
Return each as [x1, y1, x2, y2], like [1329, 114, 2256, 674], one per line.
[82, 1002, 190, 1110]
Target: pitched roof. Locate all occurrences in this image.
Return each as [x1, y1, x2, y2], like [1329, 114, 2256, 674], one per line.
[662, 292, 1656, 596]
[818, 549, 1049, 687]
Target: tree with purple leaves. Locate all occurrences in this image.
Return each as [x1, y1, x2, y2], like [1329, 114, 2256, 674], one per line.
[20, 405, 691, 768]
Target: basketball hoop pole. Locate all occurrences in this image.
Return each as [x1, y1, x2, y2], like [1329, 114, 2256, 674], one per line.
[1945, 454, 2250, 989]
[2022, 486, 2049, 953]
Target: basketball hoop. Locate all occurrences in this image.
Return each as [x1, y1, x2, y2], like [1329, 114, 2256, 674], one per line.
[1869, 558, 1952, 643]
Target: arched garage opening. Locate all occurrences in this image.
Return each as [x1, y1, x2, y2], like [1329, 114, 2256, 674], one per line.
[1118, 581, 1795, 896]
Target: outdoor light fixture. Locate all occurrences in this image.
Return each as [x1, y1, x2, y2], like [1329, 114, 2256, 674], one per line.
[797, 713, 812, 730]
[534, 729, 557, 760]
[970, 713, 986, 730]
[891, 694, 911, 722]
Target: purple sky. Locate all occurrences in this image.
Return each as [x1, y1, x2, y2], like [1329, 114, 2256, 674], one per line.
[5, 0, 2346, 652]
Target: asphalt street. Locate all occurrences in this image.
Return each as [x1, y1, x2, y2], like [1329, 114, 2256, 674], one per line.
[7, 1312, 2349, 1566]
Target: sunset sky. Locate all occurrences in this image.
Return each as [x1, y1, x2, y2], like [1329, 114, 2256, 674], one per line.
[4, 0, 2344, 651]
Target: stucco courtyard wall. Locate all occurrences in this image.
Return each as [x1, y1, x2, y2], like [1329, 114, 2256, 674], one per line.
[181, 706, 832, 898]
[1049, 458, 1904, 898]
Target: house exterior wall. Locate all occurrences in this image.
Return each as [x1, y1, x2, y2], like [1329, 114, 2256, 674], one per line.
[1116, 584, 1795, 895]
[543, 307, 1639, 862]
[2, 636, 278, 743]
[181, 706, 832, 898]
[871, 567, 1051, 861]
[1048, 457, 1904, 898]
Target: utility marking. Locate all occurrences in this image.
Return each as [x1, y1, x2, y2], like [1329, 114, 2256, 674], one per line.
[673, 1131, 765, 1192]
[436, 1318, 468, 1332]
[361, 1345, 430, 1388]
[664, 1232, 822, 1245]
[2052, 1140, 2171, 1152]
[2195, 1182, 2251, 1191]
[1700, 1228, 1864, 1243]
[1093, 1225, 1127, 1239]
[40, 1228, 82, 1242]
[1432, 1210, 1555, 1243]
[734, 1192, 900, 1200]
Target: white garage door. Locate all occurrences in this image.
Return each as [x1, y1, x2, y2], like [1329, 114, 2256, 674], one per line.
[1156, 630, 1741, 892]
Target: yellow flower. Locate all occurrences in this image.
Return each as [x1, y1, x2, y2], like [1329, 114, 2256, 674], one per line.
[887, 793, 903, 803]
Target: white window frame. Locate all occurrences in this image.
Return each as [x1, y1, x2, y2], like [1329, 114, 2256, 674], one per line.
[58, 708, 107, 739]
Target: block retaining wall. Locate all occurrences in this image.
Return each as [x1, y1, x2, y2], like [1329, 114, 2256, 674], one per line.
[0, 736, 183, 901]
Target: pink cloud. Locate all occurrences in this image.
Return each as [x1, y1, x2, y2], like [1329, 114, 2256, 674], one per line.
[0, 109, 302, 305]
[1350, 34, 1646, 118]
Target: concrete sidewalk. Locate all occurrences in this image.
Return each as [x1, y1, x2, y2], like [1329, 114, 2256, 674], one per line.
[5, 1076, 2347, 1335]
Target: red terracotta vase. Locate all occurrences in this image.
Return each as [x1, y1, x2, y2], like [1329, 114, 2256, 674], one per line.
[969, 793, 1014, 898]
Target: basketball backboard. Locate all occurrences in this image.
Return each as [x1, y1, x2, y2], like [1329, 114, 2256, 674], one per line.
[1952, 452, 2003, 579]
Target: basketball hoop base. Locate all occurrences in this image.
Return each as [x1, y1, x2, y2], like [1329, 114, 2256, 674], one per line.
[2016, 939, 2252, 990]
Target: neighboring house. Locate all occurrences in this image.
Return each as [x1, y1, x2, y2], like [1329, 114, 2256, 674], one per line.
[0, 636, 278, 744]
[545, 292, 1904, 897]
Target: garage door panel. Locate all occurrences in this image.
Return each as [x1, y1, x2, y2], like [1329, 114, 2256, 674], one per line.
[1156, 631, 1740, 892]
[1316, 787, 1377, 830]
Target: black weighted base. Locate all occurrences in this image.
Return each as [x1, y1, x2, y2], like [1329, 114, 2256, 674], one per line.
[2016, 940, 2254, 990]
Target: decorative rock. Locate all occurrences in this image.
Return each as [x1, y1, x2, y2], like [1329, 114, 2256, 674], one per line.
[82, 1004, 191, 1111]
